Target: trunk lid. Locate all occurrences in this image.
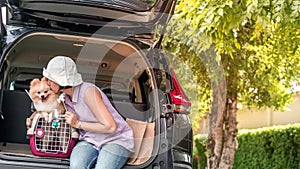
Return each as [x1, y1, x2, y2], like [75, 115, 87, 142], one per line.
[5, 0, 176, 35]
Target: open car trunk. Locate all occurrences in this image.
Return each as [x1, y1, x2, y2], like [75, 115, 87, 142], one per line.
[0, 29, 160, 168]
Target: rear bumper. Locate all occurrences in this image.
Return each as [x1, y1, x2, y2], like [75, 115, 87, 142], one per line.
[174, 163, 193, 169]
[0, 154, 69, 169]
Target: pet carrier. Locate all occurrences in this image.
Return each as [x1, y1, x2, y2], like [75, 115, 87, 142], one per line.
[27, 110, 78, 158]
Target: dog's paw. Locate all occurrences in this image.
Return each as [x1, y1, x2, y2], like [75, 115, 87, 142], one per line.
[41, 112, 50, 122]
[26, 118, 32, 128]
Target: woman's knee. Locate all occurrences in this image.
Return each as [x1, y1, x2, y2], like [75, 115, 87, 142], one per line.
[95, 144, 129, 169]
[70, 141, 98, 169]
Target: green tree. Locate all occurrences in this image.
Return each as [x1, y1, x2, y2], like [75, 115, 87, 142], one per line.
[163, 0, 300, 168]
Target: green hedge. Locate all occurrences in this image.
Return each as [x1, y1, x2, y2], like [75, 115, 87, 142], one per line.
[193, 134, 207, 169]
[193, 124, 300, 169]
[234, 124, 300, 169]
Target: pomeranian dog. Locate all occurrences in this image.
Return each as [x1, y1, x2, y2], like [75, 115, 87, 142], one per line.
[26, 77, 64, 127]
[26, 77, 66, 151]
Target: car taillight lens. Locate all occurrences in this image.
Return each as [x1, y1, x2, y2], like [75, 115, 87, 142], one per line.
[170, 69, 191, 114]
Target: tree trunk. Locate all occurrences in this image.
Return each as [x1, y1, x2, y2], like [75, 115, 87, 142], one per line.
[207, 98, 238, 169]
[206, 53, 239, 168]
[206, 76, 226, 169]
[218, 99, 238, 168]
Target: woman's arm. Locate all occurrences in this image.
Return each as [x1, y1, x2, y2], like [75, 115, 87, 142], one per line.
[65, 86, 117, 133]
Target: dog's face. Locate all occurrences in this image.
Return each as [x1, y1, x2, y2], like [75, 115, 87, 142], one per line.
[29, 77, 57, 104]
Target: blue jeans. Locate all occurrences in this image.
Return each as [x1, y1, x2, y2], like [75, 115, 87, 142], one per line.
[70, 141, 129, 169]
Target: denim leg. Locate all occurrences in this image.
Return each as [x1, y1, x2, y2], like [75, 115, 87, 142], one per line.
[70, 141, 98, 169]
[95, 144, 130, 169]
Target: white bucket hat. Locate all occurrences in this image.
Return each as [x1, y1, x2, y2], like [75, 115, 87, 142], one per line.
[43, 56, 83, 86]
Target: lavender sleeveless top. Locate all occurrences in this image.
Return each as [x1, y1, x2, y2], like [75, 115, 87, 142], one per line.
[65, 82, 134, 152]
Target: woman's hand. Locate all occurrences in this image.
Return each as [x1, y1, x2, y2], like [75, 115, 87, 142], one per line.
[64, 111, 80, 128]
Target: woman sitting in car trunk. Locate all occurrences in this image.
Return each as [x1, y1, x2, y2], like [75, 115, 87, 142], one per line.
[43, 56, 134, 169]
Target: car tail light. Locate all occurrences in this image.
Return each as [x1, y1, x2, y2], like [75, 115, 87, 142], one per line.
[170, 69, 191, 114]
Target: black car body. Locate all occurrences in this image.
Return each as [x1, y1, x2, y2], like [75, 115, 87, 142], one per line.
[0, 0, 193, 168]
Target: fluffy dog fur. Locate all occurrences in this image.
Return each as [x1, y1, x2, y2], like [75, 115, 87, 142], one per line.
[26, 77, 64, 126]
[26, 77, 65, 151]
